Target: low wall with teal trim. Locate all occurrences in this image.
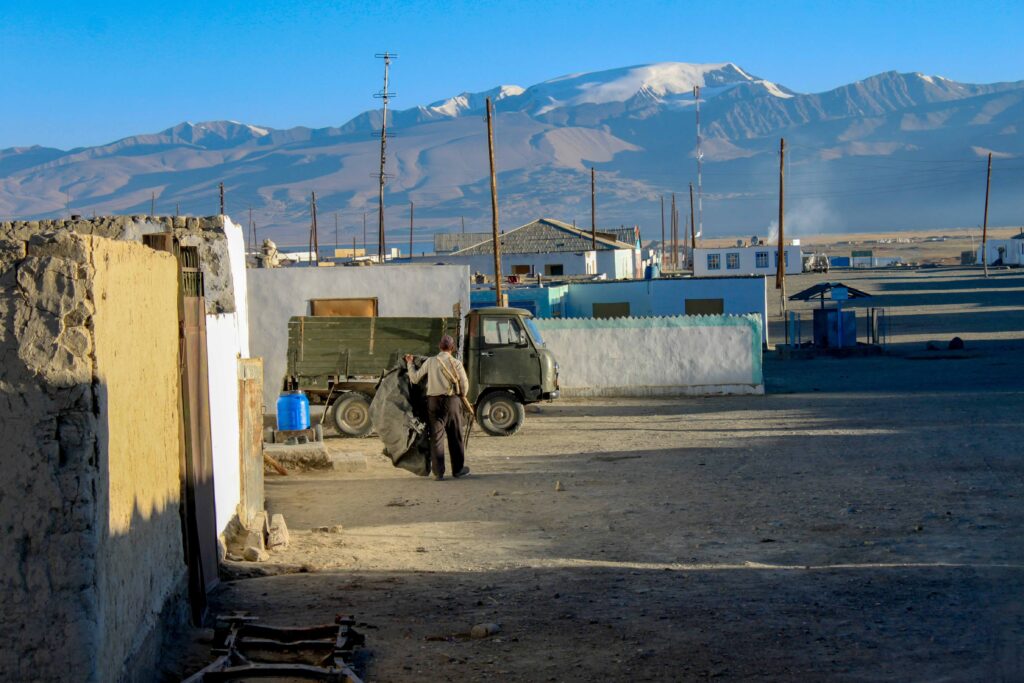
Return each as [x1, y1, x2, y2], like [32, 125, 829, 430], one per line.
[534, 314, 764, 397]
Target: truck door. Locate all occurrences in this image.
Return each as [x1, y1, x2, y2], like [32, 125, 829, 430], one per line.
[478, 315, 538, 387]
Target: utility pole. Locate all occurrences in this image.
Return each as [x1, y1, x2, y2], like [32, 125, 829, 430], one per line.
[660, 195, 665, 267]
[777, 138, 787, 331]
[335, 212, 339, 252]
[219, 182, 224, 215]
[485, 97, 503, 306]
[362, 212, 367, 255]
[248, 206, 254, 252]
[693, 86, 703, 240]
[461, 215, 465, 234]
[982, 152, 992, 278]
[175, 203, 180, 217]
[408, 201, 414, 261]
[689, 182, 696, 250]
[309, 191, 320, 266]
[670, 193, 678, 268]
[150, 191, 155, 216]
[590, 167, 596, 250]
[374, 51, 397, 264]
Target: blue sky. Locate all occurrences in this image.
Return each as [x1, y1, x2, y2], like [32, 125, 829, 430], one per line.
[1, 0, 1022, 149]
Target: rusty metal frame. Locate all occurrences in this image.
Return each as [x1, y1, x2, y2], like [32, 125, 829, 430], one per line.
[184, 614, 365, 682]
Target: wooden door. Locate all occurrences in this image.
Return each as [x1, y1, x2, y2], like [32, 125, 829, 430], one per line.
[237, 359, 264, 528]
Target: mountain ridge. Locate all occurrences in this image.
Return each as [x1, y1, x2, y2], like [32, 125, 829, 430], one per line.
[2, 62, 1022, 242]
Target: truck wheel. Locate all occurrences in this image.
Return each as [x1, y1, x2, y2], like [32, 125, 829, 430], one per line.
[477, 393, 525, 437]
[331, 392, 373, 437]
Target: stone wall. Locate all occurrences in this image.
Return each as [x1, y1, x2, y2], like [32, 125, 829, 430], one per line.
[0, 231, 187, 681]
[0, 215, 240, 313]
[2, 215, 253, 540]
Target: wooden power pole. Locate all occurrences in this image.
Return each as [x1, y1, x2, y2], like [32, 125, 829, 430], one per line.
[660, 195, 665, 267]
[983, 152, 992, 278]
[150, 191, 155, 217]
[777, 138, 787, 330]
[219, 182, 224, 215]
[309, 191, 319, 266]
[375, 52, 396, 264]
[486, 97, 503, 306]
[408, 201, 414, 261]
[590, 167, 596, 250]
[688, 182, 696, 250]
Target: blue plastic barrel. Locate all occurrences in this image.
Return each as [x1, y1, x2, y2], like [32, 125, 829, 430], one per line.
[276, 391, 310, 431]
[644, 263, 660, 280]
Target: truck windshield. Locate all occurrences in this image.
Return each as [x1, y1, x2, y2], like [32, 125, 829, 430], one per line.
[524, 318, 545, 347]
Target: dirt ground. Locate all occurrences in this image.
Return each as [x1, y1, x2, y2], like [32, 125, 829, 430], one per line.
[184, 267, 1024, 681]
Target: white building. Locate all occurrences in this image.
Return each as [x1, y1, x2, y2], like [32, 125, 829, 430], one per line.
[693, 244, 803, 277]
[423, 218, 639, 279]
[976, 233, 1024, 266]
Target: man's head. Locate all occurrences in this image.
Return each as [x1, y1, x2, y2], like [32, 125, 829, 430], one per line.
[439, 335, 456, 353]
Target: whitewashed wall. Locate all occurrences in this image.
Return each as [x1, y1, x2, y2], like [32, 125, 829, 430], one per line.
[535, 315, 763, 396]
[693, 245, 802, 277]
[248, 264, 470, 411]
[204, 218, 250, 536]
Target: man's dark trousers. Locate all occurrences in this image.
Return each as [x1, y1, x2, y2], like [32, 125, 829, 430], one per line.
[426, 395, 465, 477]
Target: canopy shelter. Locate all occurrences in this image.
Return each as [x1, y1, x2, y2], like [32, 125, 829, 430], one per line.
[789, 282, 872, 308]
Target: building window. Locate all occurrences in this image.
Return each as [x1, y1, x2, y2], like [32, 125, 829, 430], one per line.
[592, 302, 631, 319]
[755, 251, 769, 268]
[707, 253, 721, 270]
[726, 252, 740, 269]
[685, 298, 725, 315]
[512, 264, 532, 275]
[544, 264, 564, 276]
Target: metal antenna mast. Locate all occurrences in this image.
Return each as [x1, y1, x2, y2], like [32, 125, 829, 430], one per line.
[374, 52, 397, 264]
[693, 85, 703, 241]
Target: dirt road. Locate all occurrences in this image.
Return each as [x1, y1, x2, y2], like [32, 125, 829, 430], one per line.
[181, 267, 1024, 681]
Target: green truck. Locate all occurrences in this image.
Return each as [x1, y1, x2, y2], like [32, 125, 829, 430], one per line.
[284, 307, 559, 437]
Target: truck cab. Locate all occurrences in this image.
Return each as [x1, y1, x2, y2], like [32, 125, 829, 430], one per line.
[464, 307, 559, 435]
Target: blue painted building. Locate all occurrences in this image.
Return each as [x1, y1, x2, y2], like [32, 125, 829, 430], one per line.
[471, 275, 769, 343]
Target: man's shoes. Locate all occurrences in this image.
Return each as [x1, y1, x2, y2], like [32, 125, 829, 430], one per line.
[453, 466, 470, 478]
[432, 473, 444, 481]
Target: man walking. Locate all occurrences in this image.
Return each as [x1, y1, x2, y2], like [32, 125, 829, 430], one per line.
[404, 335, 471, 480]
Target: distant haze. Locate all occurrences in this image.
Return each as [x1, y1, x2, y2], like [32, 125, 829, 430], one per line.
[2, 62, 1021, 245]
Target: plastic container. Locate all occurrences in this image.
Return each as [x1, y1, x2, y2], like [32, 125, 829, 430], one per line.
[276, 391, 310, 431]
[644, 263, 661, 280]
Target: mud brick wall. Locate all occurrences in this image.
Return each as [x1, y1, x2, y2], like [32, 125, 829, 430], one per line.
[0, 214, 239, 314]
[0, 231, 187, 681]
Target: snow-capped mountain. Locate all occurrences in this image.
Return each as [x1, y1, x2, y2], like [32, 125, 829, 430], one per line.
[2, 62, 1022, 244]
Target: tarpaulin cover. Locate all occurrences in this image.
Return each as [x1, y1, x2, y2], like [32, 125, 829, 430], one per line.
[369, 358, 431, 476]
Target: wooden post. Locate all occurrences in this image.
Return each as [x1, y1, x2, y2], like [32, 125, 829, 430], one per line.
[486, 97, 503, 306]
[590, 167, 596, 250]
[150, 191, 155, 217]
[219, 182, 224, 215]
[689, 182, 696, 250]
[777, 138, 787, 332]
[309, 191, 319, 265]
[408, 200, 414, 261]
[982, 152, 992, 278]
[363, 212, 367, 254]
[660, 195, 665, 267]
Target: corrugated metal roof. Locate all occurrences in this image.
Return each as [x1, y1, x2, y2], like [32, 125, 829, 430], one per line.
[434, 232, 493, 252]
[451, 218, 634, 255]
